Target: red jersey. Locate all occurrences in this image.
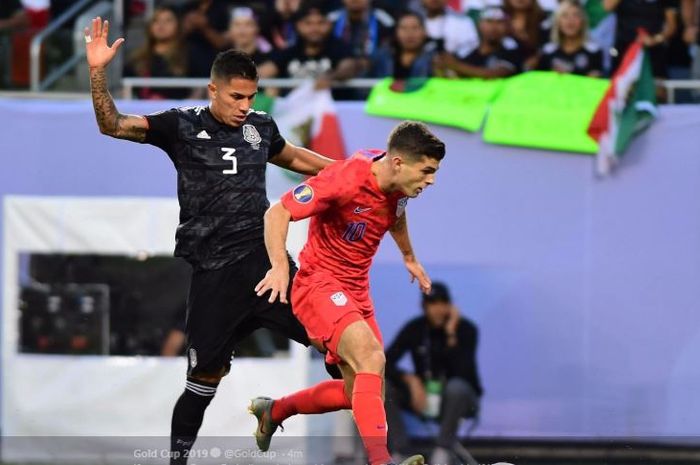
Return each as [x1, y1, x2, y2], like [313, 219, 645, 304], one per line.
[281, 150, 408, 301]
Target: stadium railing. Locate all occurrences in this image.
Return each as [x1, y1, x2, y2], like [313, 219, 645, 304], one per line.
[121, 77, 700, 103]
[120, 77, 382, 99]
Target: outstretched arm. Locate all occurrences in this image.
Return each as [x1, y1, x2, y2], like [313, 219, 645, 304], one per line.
[255, 202, 294, 303]
[85, 17, 148, 141]
[390, 212, 431, 294]
[270, 141, 336, 175]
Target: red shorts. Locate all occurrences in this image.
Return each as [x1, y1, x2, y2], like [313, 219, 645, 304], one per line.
[292, 270, 382, 365]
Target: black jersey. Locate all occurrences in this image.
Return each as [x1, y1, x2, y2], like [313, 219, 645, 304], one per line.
[142, 106, 286, 270]
[614, 0, 678, 45]
[538, 41, 603, 76]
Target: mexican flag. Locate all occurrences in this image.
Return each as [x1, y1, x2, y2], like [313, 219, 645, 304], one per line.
[255, 81, 346, 162]
[587, 33, 657, 175]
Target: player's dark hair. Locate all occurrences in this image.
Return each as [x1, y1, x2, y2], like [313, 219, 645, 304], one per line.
[387, 121, 445, 162]
[210, 49, 258, 82]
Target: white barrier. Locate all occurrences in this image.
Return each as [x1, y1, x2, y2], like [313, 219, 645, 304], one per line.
[1, 196, 312, 461]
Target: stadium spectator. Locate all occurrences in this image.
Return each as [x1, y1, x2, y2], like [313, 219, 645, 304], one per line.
[124, 6, 192, 100]
[434, 6, 525, 78]
[537, 0, 604, 76]
[385, 282, 483, 465]
[227, 6, 274, 65]
[263, 2, 358, 89]
[268, 0, 301, 49]
[370, 10, 437, 78]
[681, 0, 700, 83]
[419, 0, 479, 57]
[0, 0, 28, 33]
[603, 0, 678, 79]
[328, 0, 395, 60]
[504, 0, 550, 66]
[181, 0, 231, 77]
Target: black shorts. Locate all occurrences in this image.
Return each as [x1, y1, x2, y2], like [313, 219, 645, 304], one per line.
[184, 245, 309, 377]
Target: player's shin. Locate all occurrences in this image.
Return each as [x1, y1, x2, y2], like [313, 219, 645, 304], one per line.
[271, 379, 351, 423]
[169, 378, 218, 465]
[352, 372, 392, 465]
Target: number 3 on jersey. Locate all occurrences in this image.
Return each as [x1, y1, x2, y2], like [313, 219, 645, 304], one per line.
[221, 147, 237, 174]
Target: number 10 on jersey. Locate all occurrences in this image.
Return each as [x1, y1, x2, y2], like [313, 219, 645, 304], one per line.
[343, 222, 366, 242]
[221, 147, 237, 174]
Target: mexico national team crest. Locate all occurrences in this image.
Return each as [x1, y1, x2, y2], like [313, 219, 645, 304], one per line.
[396, 197, 408, 217]
[242, 124, 261, 149]
[293, 184, 314, 203]
[331, 291, 348, 306]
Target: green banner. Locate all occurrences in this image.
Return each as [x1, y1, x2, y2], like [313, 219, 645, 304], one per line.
[365, 77, 504, 132]
[482, 72, 610, 154]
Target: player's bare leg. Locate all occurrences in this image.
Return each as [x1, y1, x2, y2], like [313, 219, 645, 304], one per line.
[336, 320, 423, 465]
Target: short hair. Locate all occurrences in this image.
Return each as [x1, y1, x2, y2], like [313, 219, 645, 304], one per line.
[395, 10, 425, 28]
[210, 49, 258, 82]
[387, 121, 445, 162]
[293, 1, 329, 23]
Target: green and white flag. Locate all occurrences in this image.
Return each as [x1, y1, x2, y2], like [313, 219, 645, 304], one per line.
[587, 34, 657, 175]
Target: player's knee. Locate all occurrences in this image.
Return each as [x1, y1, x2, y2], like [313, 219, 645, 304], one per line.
[189, 367, 226, 385]
[356, 348, 385, 374]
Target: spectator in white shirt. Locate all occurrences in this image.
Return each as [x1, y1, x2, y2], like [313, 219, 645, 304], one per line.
[419, 0, 479, 57]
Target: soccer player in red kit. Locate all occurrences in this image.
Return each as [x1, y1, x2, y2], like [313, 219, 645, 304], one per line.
[252, 121, 446, 465]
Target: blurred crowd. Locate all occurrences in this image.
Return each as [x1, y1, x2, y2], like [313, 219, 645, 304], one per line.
[2, 0, 700, 99]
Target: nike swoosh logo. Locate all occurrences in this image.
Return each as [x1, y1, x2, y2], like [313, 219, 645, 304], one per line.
[354, 207, 372, 214]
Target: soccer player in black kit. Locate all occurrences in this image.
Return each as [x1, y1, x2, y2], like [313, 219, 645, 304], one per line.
[84, 17, 334, 464]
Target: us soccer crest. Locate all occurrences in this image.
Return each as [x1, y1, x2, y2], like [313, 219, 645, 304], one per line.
[243, 124, 262, 149]
[331, 291, 348, 306]
[396, 197, 408, 217]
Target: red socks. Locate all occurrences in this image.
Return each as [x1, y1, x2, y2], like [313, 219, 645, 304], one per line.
[271, 380, 351, 424]
[352, 372, 392, 465]
[270, 373, 391, 465]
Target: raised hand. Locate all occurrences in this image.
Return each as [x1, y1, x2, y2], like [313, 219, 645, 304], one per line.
[84, 17, 124, 69]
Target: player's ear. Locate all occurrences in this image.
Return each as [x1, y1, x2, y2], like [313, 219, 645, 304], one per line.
[207, 82, 217, 100]
[391, 154, 403, 171]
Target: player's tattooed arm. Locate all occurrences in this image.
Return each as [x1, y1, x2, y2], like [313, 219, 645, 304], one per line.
[90, 66, 148, 142]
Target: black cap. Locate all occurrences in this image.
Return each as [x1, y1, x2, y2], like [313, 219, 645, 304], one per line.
[422, 281, 451, 304]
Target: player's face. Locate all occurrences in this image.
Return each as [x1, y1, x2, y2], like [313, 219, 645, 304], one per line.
[423, 301, 451, 328]
[208, 77, 258, 127]
[395, 155, 440, 198]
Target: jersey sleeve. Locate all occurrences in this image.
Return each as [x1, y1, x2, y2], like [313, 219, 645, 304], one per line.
[143, 108, 179, 155]
[281, 161, 350, 220]
[268, 118, 286, 159]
